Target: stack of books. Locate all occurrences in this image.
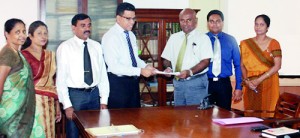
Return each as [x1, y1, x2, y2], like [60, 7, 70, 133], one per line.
[261, 127, 300, 138]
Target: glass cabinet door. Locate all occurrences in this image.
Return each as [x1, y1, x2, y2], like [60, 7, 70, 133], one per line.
[87, 0, 117, 43]
[41, 0, 119, 51]
[44, 0, 78, 51]
[133, 22, 159, 68]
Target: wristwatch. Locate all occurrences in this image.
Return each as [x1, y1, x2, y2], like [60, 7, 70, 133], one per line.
[189, 69, 193, 76]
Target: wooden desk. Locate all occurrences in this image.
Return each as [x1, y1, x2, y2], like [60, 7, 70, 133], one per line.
[74, 106, 262, 138]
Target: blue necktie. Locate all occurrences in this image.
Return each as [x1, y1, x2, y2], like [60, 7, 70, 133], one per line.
[83, 41, 93, 85]
[124, 31, 137, 67]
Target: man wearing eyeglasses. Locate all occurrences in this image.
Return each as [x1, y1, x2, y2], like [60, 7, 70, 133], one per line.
[102, 2, 156, 109]
[162, 8, 213, 106]
[206, 10, 243, 111]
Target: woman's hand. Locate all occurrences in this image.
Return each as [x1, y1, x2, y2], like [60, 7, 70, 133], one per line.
[55, 101, 62, 123]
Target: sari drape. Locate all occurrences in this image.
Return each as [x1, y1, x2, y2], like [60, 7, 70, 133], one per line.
[22, 50, 57, 138]
[0, 52, 35, 138]
[240, 38, 282, 117]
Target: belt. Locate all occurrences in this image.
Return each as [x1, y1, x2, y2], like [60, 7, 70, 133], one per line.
[108, 72, 138, 79]
[68, 86, 97, 92]
[175, 73, 206, 81]
[208, 77, 230, 82]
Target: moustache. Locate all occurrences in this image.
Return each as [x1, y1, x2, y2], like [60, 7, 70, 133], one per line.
[84, 30, 91, 34]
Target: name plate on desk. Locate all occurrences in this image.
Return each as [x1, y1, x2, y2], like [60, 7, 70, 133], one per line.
[212, 117, 263, 125]
[85, 124, 142, 137]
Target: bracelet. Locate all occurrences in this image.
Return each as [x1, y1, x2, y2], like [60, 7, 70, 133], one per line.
[265, 72, 270, 78]
[189, 69, 193, 76]
[243, 78, 250, 82]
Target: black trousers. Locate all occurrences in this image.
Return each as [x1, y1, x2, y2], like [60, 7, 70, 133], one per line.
[208, 77, 232, 110]
[107, 73, 141, 109]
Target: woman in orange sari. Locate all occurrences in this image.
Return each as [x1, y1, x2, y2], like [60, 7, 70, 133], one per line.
[21, 21, 61, 137]
[240, 14, 282, 117]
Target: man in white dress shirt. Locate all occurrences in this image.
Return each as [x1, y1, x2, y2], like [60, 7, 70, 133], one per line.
[162, 8, 213, 106]
[102, 2, 155, 109]
[56, 13, 110, 138]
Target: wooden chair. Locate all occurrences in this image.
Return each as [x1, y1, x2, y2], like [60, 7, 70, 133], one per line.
[233, 92, 300, 128]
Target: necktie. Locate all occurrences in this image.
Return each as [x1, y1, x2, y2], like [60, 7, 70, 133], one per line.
[83, 41, 93, 85]
[124, 31, 137, 67]
[212, 36, 221, 77]
[175, 34, 188, 72]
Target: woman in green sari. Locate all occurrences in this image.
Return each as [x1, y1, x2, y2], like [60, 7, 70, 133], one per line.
[0, 18, 35, 137]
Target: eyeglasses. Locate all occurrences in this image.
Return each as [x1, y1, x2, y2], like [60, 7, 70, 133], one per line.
[119, 15, 137, 22]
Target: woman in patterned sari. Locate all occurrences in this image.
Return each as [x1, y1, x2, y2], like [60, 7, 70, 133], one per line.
[240, 14, 282, 117]
[0, 19, 35, 137]
[21, 21, 61, 138]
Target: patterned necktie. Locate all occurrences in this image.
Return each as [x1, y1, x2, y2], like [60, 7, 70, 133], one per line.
[212, 36, 221, 77]
[124, 31, 137, 67]
[175, 34, 188, 72]
[83, 41, 93, 85]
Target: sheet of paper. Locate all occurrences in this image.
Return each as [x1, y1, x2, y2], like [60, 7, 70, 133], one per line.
[262, 127, 299, 136]
[212, 117, 263, 125]
[85, 124, 141, 137]
[155, 70, 180, 76]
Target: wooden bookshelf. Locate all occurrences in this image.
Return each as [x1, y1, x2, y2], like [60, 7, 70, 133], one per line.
[134, 9, 199, 106]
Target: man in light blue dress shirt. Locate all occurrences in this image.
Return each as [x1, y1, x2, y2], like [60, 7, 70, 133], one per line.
[102, 2, 156, 109]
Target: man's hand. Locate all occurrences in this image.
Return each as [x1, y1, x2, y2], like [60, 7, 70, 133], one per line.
[65, 107, 74, 120]
[100, 104, 107, 109]
[232, 89, 243, 103]
[141, 65, 156, 77]
[163, 67, 172, 77]
[176, 70, 190, 79]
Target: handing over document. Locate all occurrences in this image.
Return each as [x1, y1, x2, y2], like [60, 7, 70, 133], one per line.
[154, 70, 180, 76]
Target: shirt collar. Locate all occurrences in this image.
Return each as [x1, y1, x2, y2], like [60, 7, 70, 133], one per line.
[181, 29, 196, 38]
[73, 35, 90, 46]
[115, 23, 128, 35]
[207, 31, 224, 38]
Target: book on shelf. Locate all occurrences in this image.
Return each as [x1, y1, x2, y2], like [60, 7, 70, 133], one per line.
[261, 127, 300, 138]
[85, 124, 142, 137]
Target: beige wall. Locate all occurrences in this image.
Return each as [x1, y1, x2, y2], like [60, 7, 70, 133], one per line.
[189, 0, 220, 33]
[0, 0, 39, 49]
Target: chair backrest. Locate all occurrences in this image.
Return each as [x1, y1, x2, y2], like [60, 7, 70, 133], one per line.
[274, 92, 300, 119]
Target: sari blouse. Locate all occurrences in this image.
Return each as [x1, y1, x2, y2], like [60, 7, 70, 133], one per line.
[21, 50, 58, 100]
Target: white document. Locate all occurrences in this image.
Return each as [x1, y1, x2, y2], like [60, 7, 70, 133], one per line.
[154, 70, 180, 76]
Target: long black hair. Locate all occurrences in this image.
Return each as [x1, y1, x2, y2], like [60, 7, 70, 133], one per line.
[21, 21, 48, 50]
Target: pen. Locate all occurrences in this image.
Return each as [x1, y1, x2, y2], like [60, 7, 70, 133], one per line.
[253, 89, 258, 93]
[192, 42, 196, 55]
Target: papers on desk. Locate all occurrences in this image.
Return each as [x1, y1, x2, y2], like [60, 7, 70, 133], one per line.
[261, 127, 300, 138]
[154, 70, 180, 76]
[212, 117, 263, 125]
[85, 124, 142, 137]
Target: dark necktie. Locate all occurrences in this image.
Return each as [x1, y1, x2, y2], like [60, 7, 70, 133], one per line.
[124, 31, 137, 67]
[83, 41, 93, 85]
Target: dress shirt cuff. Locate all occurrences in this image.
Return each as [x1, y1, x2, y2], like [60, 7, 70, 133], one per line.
[63, 99, 72, 109]
[235, 82, 243, 90]
[100, 95, 109, 105]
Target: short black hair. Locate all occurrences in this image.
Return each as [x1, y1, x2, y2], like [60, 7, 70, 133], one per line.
[71, 13, 91, 26]
[207, 10, 224, 21]
[116, 2, 135, 16]
[255, 14, 270, 27]
[4, 18, 25, 33]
